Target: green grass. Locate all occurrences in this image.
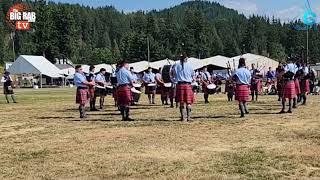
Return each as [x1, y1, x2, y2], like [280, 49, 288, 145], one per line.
[0, 88, 319, 179]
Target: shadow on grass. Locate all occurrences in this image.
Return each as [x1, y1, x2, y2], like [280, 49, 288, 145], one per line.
[37, 116, 75, 120]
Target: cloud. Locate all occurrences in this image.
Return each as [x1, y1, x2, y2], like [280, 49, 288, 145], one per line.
[221, 0, 258, 16]
[272, 6, 304, 22]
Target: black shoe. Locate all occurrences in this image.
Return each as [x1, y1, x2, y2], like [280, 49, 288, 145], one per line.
[90, 108, 99, 111]
[279, 110, 286, 114]
[124, 117, 134, 121]
[245, 111, 249, 114]
[240, 114, 245, 118]
[292, 106, 297, 109]
[287, 110, 292, 113]
[7, 101, 9, 104]
[170, 105, 174, 108]
[13, 101, 17, 103]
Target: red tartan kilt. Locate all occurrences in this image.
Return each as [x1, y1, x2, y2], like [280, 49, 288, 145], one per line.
[176, 84, 194, 104]
[300, 79, 310, 94]
[235, 84, 250, 102]
[76, 88, 89, 105]
[283, 81, 296, 99]
[294, 79, 301, 95]
[117, 85, 132, 106]
[145, 85, 156, 94]
[88, 88, 95, 98]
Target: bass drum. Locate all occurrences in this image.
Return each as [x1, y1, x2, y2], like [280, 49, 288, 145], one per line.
[162, 65, 173, 83]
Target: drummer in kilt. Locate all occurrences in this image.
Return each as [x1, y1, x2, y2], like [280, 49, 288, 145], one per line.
[280, 58, 297, 114]
[143, 67, 156, 104]
[201, 66, 211, 104]
[74, 65, 95, 119]
[156, 67, 169, 105]
[300, 63, 310, 105]
[172, 53, 195, 122]
[276, 64, 285, 101]
[86, 65, 98, 111]
[250, 63, 262, 101]
[116, 60, 135, 121]
[1, 71, 17, 103]
[95, 68, 107, 110]
[233, 58, 251, 118]
[130, 67, 141, 105]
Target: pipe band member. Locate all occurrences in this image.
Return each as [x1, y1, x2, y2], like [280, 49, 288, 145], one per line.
[130, 67, 141, 105]
[201, 66, 211, 104]
[172, 53, 195, 122]
[116, 60, 135, 121]
[156, 67, 169, 105]
[293, 63, 303, 108]
[86, 65, 98, 111]
[300, 63, 310, 105]
[280, 58, 298, 114]
[95, 68, 107, 110]
[1, 71, 17, 103]
[234, 58, 251, 118]
[143, 67, 156, 104]
[170, 64, 178, 108]
[276, 64, 285, 101]
[74, 65, 95, 119]
[250, 63, 262, 101]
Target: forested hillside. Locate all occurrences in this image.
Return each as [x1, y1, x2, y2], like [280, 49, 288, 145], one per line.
[0, 0, 319, 65]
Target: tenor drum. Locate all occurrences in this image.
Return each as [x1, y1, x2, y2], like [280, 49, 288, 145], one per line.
[207, 84, 217, 95]
[111, 77, 118, 85]
[162, 65, 173, 83]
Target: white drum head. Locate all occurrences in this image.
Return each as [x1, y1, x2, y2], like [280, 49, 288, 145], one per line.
[207, 84, 217, 89]
[148, 83, 156, 87]
[131, 87, 141, 94]
[96, 85, 105, 89]
[191, 82, 199, 87]
[133, 83, 142, 88]
[164, 83, 172, 88]
[106, 85, 113, 89]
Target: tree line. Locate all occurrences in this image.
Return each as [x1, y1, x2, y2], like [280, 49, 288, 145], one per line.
[0, 0, 319, 65]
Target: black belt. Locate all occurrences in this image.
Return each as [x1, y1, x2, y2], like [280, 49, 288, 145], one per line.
[178, 82, 191, 85]
[118, 84, 129, 87]
[77, 86, 88, 90]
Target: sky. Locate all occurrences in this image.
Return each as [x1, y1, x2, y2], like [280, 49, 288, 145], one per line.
[47, 0, 320, 22]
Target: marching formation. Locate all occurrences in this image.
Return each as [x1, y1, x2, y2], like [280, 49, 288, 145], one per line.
[72, 53, 316, 121]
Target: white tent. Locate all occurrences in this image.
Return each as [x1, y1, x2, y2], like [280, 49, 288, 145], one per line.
[202, 55, 230, 69]
[80, 65, 90, 74]
[130, 61, 150, 73]
[94, 64, 113, 74]
[230, 53, 279, 73]
[175, 57, 206, 70]
[149, 59, 175, 70]
[9, 55, 63, 78]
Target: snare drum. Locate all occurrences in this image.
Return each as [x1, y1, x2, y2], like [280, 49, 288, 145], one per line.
[131, 87, 142, 94]
[162, 65, 173, 83]
[207, 84, 217, 95]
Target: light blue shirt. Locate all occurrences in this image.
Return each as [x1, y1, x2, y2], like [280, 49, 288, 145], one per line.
[143, 72, 156, 83]
[285, 63, 298, 74]
[234, 67, 251, 85]
[116, 67, 133, 85]
[74, 72, 87, 87]
[201, 71, 211, 81]
[174, 62, 195, 83]
[131, 72, 138, 81]
[95, 73, 106, 82]
[303, 67, 309, 75]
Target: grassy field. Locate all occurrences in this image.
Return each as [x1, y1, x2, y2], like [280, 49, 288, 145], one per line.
[0, 88, 319, 179]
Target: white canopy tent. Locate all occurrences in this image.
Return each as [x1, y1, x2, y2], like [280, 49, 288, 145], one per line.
[94, 64, 113, 74]
[8, 55, 64, 88]
[230, 53, 279, 74]
[202, 55, 230, 69]
[175, 57, 206, 71]
[149, 59, 175, 70]
[130, 61, 150, 73]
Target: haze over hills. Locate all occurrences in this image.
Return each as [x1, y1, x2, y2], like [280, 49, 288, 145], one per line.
[0, 0, 319, 65]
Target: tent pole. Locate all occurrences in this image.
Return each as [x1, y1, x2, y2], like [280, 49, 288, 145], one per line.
[40, 74, 43, 88]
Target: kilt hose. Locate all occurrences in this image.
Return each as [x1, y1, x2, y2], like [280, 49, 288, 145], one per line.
[176, 84, 194, 104]
[283, 80, 296, 99]
[294, 79, 301, 95]
[250, 79, 262, 93]
[76, 88, 89, 105]
[235, 84, 250, 102]
[202, 84, 208, 95]
[300, 79, 310, 94]
[160, 85, 170, 98]
[117, 85, 132, 106]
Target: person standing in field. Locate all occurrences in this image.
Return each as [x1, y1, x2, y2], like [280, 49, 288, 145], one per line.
[201, 66, 211, 104]
[74, 65, 95, 119]
[1, 71, 17, 104]
[233, 58, 251, 118]
[95, 68, 107, 110]
[116, 60, 135, 121]
[143, 67, 156, 104]
[86, 65, 98, 111]
[172, 53, 195, 122]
